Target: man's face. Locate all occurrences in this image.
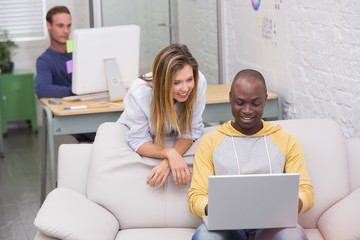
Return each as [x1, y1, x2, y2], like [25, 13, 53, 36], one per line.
[229, 77, 267, 135]
[47, 13, 72, 45]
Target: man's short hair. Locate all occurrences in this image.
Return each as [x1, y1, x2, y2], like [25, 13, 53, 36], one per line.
[46, 6, 71, 23]
[233, 69, 267, 93]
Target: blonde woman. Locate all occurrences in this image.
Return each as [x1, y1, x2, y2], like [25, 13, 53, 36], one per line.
[117, 43, 207, 188]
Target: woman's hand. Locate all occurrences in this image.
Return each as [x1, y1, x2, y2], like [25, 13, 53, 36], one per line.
[147, 159, 170, 188]
[137, 139, 193, 187]
[166, 148, 192, 187]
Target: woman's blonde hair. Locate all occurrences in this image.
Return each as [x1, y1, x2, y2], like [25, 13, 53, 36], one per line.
[144, 43, 199, 147]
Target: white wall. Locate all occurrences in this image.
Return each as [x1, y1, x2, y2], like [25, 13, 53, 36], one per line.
[222, 1, 360, 138]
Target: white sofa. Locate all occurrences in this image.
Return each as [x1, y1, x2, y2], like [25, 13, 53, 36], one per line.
[34, 119, 360, 240]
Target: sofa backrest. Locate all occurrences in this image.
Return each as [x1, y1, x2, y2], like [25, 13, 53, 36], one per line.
[87, 119, 350, 230]
[272, 119, 350, 228]
[86, 122, 203, 229]
[345, 138, 360, 192]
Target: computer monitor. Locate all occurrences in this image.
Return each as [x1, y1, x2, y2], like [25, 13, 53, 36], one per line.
[72, 25, 140, 101]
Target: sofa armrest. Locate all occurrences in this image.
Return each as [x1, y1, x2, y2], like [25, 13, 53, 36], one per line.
[57, 144, 92, 194]
[346, 138, 360, 191]
[34, 188, 119, 240]
[317, 188, 360, 240]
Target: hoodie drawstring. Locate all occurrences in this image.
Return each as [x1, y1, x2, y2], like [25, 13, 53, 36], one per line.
[231, 136, 241, 175]
[231, 135, 273, 174]
[264, 136, 273, 174]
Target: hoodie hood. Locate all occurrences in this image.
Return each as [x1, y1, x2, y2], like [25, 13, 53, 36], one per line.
[216, 120, 281, 137]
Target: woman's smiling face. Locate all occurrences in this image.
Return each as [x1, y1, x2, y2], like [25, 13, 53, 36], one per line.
[172, 64, 195, 103]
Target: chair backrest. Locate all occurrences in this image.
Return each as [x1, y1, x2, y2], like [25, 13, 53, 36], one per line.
[272, 119, 350, 228]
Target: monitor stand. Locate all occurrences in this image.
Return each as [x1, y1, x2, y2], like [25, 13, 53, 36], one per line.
[103, 58, 126, 101]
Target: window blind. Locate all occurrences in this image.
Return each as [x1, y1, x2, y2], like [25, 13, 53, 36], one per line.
[0, 0, 46, 41]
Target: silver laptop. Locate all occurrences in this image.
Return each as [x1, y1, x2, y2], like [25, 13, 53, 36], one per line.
[203, 173, 299, 230]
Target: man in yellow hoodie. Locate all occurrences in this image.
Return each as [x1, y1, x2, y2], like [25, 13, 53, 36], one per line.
[188, 69, 314, 240]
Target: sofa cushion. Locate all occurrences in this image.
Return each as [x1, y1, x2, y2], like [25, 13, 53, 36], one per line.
[115, 228, 195, 240]
[272, 119, 349, 228]
[86, 122, 203, 229]
[34, 188, 119, 240]
[303, 229, 325, 240]
[317, 188, 360, 240]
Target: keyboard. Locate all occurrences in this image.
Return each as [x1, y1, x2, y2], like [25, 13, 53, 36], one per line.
[63, 91, 110, 101]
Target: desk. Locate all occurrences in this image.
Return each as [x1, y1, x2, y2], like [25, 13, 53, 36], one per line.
[40, 84, 280, 202]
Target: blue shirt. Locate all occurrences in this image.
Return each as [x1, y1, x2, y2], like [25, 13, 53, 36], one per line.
[35, 48, 73, 98]
[117, 71, 207, 151]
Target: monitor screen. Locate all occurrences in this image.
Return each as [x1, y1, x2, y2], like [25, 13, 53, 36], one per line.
[72, 25, 140, 100]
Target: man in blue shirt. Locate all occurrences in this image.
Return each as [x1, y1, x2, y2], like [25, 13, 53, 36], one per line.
[35, 5, 72, 98]
[35, 6, 95, 142]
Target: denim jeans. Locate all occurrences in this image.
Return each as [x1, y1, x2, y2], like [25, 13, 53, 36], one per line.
[192, 223, 308, 240]
[192, 224, 256, 240]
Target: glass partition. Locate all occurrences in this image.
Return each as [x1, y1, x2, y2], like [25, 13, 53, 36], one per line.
[91, 0, 221, 84]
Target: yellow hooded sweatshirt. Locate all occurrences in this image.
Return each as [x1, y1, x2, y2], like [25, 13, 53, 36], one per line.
[188, 120, 314, 218]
